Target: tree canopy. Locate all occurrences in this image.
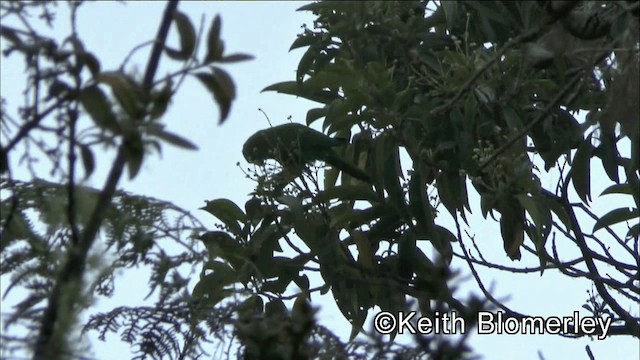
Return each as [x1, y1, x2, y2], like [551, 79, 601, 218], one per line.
[1, 1, 639, 359]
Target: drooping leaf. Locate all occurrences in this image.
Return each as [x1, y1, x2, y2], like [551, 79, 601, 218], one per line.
[194, 68, 236, 124]
[382, 138, 407, 219]
[349, 304, 368, 342]
[149, 78, 173, 120]
[77, 51, 101, 77]
[516, 194, 550, 236]
[600, 183, 634, 196]
[97, 71, 145, 119]
[398, 231, 417, 279]
[165, 10, 196, 60]
[306, 108, 327, 126]
[436, 170, 465, 218]
[264, 299, 287, 320]
[216, 53, 254, 63]
[262, 81, 339, 104]
[593, 207, 639, 233]
[409, 171, 435, 237]
[123, 131, 144, 179]
[597, 135, 620, 183]
[204, 14, 223, 63]
[497, 198, 525, 261]
[147, 124, 198, 150]
[79, 144, 95, 180]
[570, 134, 593, 203]
[297, 45, 318, 83]
[79, 85, 120, 132]
[541, 193, 571, 230]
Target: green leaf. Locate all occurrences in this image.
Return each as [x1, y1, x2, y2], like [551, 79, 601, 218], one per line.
[192, 261, 237, 304]
[149, 78, 173, 120]
[194, 68, 236, 124]
[541, 194, 571, 230]
[398, 231, 417, 279]
[265, 299, 288, 319]
[409, 171, 435, 236]
[381, 137, 407, 220]
[79, 144, 95, 180]
[147, 124, 198, 150]
[600, 183, 634, 196]
[294, 274, 310, 293]
[570, 134, 593, 203]
[289, 33, 319, 51]
[97, 71, 144, 119]
[237, 295, 264, 318]
[297, 45, 317, 83]
[317, 184, 379, 203]
[306, 108, 327, 126]
[466, 1, 509, 25]
[78, 51, 101, 77]
[261, 278, 289, 294]
[297, 1, 356, 13]
[201, 199, 247, 234]
[436, 170, 465, 217]
[204, 14, 222, 63]
[165, 10, 196, 60]
[597, 135, 619, 183]
[124, 131, 144, 179]
[262, 81, 338, 104]
[349, 306, 368, 342]
[441, 0, 460, 28]
[79, 85, 120, 132]
[516, 194, 549, 235]
[216, 53, 254, 63]
[593, 207, 639, 233]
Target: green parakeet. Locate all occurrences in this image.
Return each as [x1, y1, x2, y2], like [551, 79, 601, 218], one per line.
[242, 123, 371, 183]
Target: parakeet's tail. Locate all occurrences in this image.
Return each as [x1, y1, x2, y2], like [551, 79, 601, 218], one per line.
[324, 152, 371, 183]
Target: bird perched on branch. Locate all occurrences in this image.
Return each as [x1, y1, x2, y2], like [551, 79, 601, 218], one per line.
[242, 123, 371, 183]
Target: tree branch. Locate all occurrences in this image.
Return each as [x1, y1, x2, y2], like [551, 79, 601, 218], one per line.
[33, 1, 180, 358]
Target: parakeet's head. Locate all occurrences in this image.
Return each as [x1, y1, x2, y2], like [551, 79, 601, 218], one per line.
[242, 131, 271, 165]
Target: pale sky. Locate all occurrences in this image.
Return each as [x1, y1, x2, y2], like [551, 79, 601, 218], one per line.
[1, 2, 637, 359]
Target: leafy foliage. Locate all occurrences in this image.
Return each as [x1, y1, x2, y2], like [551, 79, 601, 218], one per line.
[203, 1, 639, 354]
[0, 1, 252, 358]
[1, 1, 639, 359]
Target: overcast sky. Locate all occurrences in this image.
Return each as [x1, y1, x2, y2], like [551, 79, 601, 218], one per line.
[1, 1, 637, 359]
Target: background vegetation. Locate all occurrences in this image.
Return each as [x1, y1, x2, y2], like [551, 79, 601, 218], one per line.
[1, 1, 638, 359]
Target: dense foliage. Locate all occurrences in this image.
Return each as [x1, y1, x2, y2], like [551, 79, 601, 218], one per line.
[1, 1, 638, 359]
[203, 0, 640, 356]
